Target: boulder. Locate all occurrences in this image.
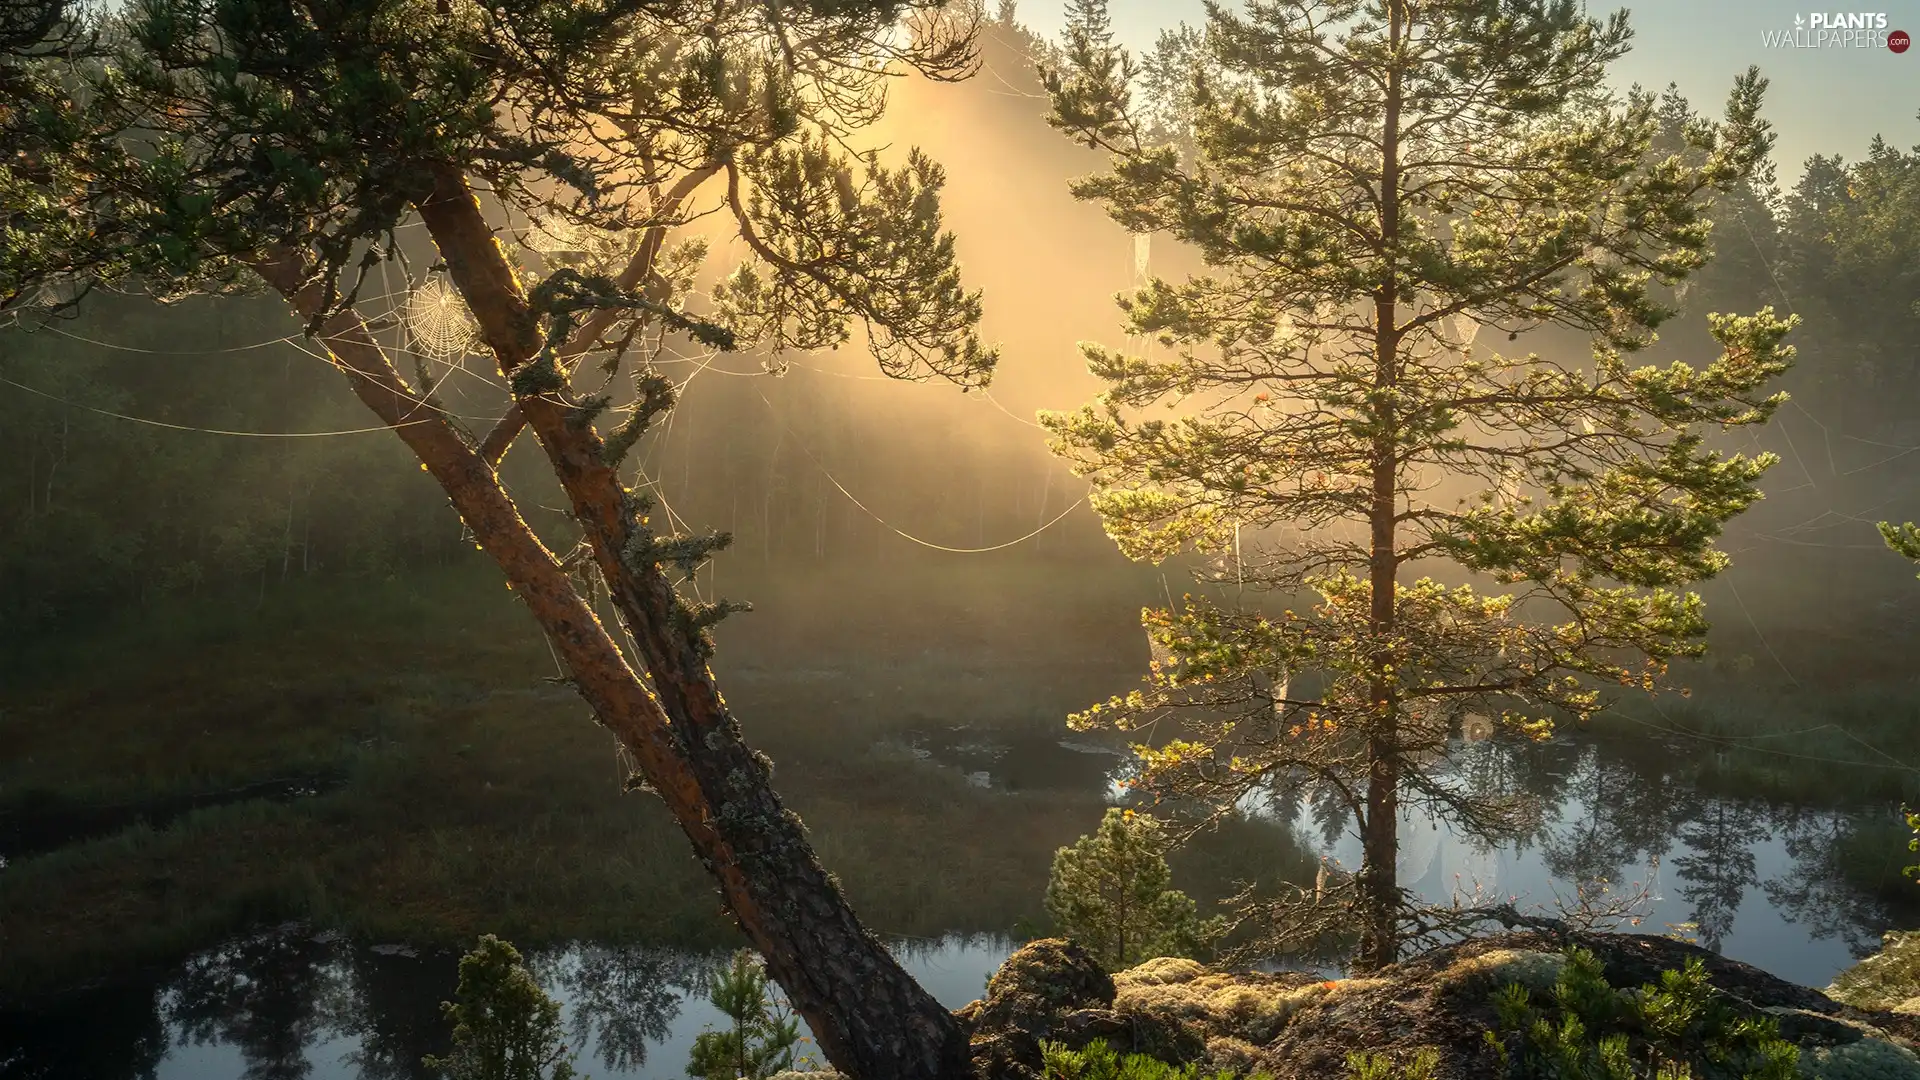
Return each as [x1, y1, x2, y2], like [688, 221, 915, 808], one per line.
[962, 930, 1920, 1080]
[959, 938, 1201, 1072]
[1832, 931, 1920, 1013]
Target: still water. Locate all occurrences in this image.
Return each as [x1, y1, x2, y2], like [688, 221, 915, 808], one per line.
[2, 734, 1909, 1080]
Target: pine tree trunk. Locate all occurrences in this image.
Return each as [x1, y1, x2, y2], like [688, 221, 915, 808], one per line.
[355, 167, 965, 1080]
[1356, 0, 1408, 975]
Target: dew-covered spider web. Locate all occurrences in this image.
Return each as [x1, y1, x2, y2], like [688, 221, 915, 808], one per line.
[404, 276, 480, 360]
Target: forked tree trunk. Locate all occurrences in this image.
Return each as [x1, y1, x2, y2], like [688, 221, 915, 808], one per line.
[250, 167, 968, 1078]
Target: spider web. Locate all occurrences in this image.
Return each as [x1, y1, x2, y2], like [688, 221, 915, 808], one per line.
[405, 277, 480, 359]
[523, 213, 587, 256]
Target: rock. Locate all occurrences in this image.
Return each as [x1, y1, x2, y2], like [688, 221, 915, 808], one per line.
[973, 937, 1114, 1038]
[1796, 1036, 1920, 1079]
[968, 1029, 1042, 1080]
[960, 939, 1112, 1079]
[961, 939, 1205, 1071]
[1833, 931, 1920, 1012]
[965, 930, 1920, 1080]
[1056, 1008, 1132, 1046]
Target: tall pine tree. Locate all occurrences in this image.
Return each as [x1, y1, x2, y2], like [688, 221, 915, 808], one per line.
[1042, 0, 1793, 968]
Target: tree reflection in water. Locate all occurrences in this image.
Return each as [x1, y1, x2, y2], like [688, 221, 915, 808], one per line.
[1537, 747, 1685, 897]
[1240, 734, 1914, 969]
[1766, 807, 1902, 959]
[534, 944, 710, 1073]
[332, 942, 459, 1080]
[164, 929, 348, 1080]
[1673, 799, 1767, 954]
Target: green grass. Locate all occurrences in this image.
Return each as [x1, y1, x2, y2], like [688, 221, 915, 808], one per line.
[0, 558, 1174, 1002]
[1577, 615, 1920, 810]
[1040, 1038, 1271, 1080]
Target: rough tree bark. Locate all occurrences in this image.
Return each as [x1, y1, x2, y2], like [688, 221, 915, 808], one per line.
[249, 163, 971, 1079]
[1356, 0, 1408, 975]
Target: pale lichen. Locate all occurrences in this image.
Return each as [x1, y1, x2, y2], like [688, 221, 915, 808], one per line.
[1110, 964, 1385, 1047]
[1443, 948, 1570, 994]
[1117, 957, 1207, 987]
[1831, 932, 1920, 1012]
[1796, 1036, 1920, 1080]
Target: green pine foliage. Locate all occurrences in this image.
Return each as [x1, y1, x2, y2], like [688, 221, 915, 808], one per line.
[686, 950, 802, 1080]
[1346, 1048, 1441, 1080]
[1880, 522, 1920, 578]
[1039, 1038, 1271, 1080]
[423, 935, 580, 1080]
[1040, 0, 1795, 967]
[1903, 808, 1920, 882]
[1045, 808, 1228, 971]
[1484, 947, 1798, 1080]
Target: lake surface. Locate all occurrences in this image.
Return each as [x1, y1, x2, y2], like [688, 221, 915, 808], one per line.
[2, 732, 1910, 1080]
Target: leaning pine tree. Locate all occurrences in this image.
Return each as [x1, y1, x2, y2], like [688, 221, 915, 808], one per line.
[3, 1, 993, 1076]
[1040, 0, 1795, 970]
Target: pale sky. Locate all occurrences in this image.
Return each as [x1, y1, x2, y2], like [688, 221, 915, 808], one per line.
[1015, 0, 1920, 185]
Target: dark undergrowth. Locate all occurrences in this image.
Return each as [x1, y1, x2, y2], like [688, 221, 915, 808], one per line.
[0, 556, 1308, 1003]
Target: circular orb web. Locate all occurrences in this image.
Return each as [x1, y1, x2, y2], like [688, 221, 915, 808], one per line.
[1461, 712, 1496, 744]
[405, 278, 479, 360]
[524, 213, 586, 256]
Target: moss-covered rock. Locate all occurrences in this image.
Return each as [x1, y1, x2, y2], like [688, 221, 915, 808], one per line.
[1797, 1035, 1920, 1080]
[980, 937, 1115, 1024]
[965, 931, 1920, 1080]
[1439, 947, 1568, 994]
[1112, 967, 1316, 1047]
[1832, 932, 1920, 1013]
[961, 939, 1115, 1080]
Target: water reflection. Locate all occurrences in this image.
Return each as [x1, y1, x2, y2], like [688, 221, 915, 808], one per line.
[0, 982, 166, 1080]
[165, 931, 347, 1080]
[1254, 736, 1912, 987]
[535, 945, 709, 1073]
[330, 939, 457, 1080]
[1, 736, 1911, 1080]
[1766, 809, 1898, 958]
[1673, 801, 1764, 954]
[0, 931, 1017, 1080]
